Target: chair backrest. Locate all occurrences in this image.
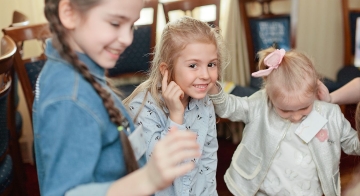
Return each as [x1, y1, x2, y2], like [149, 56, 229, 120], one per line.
[0, 35, 17, 195]
[107, 0, 158, 79]
[239, 0, 296, 74]
[342, 0, 360, 66]
[0, 35, 16, 161]
[11, 10, 29, 27]
[2, 23, 51, 120]
[162, 0, 220, 27]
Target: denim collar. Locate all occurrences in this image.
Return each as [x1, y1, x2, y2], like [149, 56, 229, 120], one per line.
[45, 39, 106, 84]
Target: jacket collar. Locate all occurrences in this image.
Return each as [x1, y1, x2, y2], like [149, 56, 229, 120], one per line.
[45, 39, 106, 83]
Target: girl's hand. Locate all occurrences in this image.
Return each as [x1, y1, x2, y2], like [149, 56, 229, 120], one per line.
[162, 70, 185, 124]
[208, 81, 220, 95]
[144, 127, 200, 191]
[317, 80, 332, 103]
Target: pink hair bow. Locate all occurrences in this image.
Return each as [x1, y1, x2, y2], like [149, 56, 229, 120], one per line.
[251, 49, 286, 77]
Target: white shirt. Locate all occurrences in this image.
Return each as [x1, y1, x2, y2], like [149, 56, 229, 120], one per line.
[259, 123, 323, 196]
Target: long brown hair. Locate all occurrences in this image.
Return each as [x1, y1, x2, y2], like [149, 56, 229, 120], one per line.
[44, 0, 138, 173]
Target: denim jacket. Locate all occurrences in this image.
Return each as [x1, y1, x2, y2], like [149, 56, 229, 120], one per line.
[209, 88, 360, 196]
[33, 39, 145, 196]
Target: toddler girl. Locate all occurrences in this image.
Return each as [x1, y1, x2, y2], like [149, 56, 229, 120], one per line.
[209, 47, 360, 196]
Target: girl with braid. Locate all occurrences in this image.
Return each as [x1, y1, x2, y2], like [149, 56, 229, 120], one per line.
[123, 16, 229, 196]
[33, 0, 200, 195]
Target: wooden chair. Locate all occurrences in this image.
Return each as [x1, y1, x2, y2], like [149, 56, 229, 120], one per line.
[342, 0, 360, 68]
[162, 0, 220, 27]
[335, 0, 360, 85]
[0, 35, 26, 196]
[107, 0, 158, 98]
[239, 0, 296, 74]
[11, 11, 29, 27]
[2, 23, 51, 121]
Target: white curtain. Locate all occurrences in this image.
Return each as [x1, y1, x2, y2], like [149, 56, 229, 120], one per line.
[220, 0, 250, 86]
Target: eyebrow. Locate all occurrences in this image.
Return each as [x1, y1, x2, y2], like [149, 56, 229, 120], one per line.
[184, 58, 218, 62]
[107, 13, 130, 20]
[281, 105, 310, 112]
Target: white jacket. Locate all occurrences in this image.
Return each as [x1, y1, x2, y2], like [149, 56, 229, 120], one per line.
[209, 89, 360, 196]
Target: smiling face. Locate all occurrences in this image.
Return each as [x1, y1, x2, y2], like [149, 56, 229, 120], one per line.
[271, 91, 316, 123]
[172, 42, 218, 100]
[68, 0, 143, 69]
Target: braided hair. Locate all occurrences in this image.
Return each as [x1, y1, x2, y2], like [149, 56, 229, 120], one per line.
[44, 0, 138, 173]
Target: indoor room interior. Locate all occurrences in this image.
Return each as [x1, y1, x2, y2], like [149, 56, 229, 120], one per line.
[1, 0, 360, 195]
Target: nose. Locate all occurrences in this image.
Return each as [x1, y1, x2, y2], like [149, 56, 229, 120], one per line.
[199, 67, 210, 80]
[118, 28, 134, 48]
[290, 113, 304, 123]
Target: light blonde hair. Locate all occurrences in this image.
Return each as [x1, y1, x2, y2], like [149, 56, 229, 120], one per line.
[124, 16, 229, 110]
[257, 47, 320, 102]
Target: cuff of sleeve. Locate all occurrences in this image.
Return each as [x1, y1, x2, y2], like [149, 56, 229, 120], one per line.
[209, 83, 226, 105]
[65, 182, 113, 196]
[168, 117, 187, 130]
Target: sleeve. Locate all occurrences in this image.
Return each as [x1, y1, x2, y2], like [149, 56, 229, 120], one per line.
[201, 100, 218, 195]
[36, 100, 114, 196]
[128, 94, 186, 160]
[336, 105, 360, 155]
[209, 85, 250, 123]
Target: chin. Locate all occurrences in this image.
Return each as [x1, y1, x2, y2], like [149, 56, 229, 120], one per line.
[189, 93, 207, 100]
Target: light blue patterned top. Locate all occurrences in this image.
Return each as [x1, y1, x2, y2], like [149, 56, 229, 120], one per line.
[127, 91, 218, 196]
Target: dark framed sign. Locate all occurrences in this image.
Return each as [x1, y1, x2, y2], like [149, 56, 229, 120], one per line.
[249, 16, 291, 55]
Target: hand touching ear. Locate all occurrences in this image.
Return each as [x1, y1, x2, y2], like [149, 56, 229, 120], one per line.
[161, 70, 185, 124]
[317, 80, 331, 103]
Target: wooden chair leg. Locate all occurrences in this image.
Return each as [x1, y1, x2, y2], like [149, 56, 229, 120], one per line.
[7, 68, 27, 196]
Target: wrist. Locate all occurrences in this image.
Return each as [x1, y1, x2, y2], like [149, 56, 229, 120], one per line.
[329, 94, 333, 103]
[169, 113, 184, 124]
[139, 166, 158, 195]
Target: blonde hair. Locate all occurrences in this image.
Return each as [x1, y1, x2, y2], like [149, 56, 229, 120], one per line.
[257, 47, 319, 101]
[124, 16, 229, 110]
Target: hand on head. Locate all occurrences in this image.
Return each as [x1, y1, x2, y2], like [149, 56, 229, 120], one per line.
[317, 80, 331, 103]
[161, 69, 185, 124]
[144, 126, 200, 191]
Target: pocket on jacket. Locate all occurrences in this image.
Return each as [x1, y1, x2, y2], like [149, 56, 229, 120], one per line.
[231, 143, 262, 179]
[332, 169, 340, 195]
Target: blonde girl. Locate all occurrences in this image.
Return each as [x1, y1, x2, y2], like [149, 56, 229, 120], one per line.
[209, 47, 360, 196]
[33, 0, 200, 195]
[124, 16, 229, 195]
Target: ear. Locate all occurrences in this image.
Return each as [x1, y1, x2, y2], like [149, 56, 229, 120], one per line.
[159, 62, 168, 76]
[58, 0, 78, 29]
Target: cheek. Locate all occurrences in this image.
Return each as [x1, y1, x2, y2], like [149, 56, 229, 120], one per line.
[210, 69, 218, 81]
[302, 108, 312, 116]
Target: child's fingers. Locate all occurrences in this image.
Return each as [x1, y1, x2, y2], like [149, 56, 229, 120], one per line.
[168, 162, 196, 178]
[161, 70, 169, 92]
